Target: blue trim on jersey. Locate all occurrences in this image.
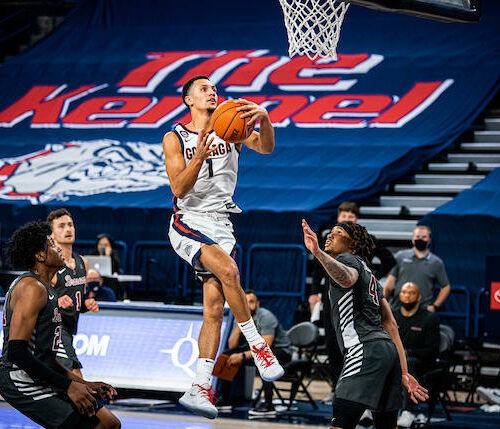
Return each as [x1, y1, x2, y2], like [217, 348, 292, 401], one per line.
[172, 213, 215, 245]
[173, 128, 185, 153]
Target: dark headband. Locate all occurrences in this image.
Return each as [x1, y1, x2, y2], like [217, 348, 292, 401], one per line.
[335, 222, 355, 240]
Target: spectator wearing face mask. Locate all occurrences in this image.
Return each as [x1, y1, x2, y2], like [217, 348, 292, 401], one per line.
[383, 225, 451, 312]
[86, 269, 117, 302]
[393, 281, 440, 428]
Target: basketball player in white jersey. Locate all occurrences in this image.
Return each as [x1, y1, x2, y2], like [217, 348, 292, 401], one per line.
[162, 76, 283, 419]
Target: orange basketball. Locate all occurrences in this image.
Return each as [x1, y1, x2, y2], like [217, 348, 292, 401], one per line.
[211, 100, 254, 142]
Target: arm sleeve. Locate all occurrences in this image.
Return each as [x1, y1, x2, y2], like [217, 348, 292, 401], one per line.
[8, 340, 72, 390]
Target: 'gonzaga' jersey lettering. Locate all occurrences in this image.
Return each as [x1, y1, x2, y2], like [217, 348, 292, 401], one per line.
[172, 124, 241, 213]
[328, 253, 390, 353]
[54, 253, 86, 335]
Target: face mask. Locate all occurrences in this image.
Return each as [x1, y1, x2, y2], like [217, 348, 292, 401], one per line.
[414, 239, 428, 251]
[401, 301, 418, 311]
[98, 247, 106, 256]
[87, 281, 100, 293]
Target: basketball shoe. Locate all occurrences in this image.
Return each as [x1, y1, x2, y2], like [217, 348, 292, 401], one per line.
[179, 383, 218, 419]
[251, 342, 284, 381]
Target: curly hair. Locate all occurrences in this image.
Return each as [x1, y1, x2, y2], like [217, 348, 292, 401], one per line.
[7, 221, 52, 270]
[338, 221, 375, 264]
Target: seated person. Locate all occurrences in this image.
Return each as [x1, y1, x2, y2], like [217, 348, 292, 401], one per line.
[393, 282, 440, 428]
[92, 233, 122, 274]
[86, 269, 117, 302]
[216, 290, 291, 416]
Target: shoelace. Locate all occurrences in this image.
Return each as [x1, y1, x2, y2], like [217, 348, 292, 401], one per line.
[194, 384, 216, 404]
[251, 343, 276, 368]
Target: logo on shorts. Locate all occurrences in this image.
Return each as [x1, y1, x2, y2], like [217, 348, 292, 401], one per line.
[185, 244, 193, 256]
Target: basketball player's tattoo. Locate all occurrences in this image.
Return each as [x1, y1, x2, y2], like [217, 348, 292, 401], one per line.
[316, 250, 357, 288]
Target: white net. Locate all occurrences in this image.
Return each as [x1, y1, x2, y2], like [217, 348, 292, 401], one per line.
[279, 0, 350, 61]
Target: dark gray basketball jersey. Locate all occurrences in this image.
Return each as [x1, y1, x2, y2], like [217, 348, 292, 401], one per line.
[1, 273, 62, 369]
[328, 253, 390, 354]
[54, 253, 86, 335]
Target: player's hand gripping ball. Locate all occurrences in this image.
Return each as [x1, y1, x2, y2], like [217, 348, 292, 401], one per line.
[211, 100, 255, 142]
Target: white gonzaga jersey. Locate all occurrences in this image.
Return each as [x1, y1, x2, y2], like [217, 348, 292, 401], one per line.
[172, 124, 242, 213]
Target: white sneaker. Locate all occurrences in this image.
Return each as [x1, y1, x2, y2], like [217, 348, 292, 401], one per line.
[179, 383, 218, 419]
[251, 342, 284, 382]
[414, 413, 427, 424]
[397, 410, 416, 428]
[477, 386, 500, 405]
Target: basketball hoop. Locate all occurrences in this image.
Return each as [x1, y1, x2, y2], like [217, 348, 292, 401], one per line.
[278, 0, 350, 61]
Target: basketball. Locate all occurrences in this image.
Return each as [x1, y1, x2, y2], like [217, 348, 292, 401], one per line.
[211, 100, 254, 142]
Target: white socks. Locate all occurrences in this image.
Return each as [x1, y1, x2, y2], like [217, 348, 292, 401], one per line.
[192, 358, 215, 386]
[238, 318, 263, 347]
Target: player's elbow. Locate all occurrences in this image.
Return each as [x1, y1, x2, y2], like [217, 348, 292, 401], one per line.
[171, 184, 187, 199]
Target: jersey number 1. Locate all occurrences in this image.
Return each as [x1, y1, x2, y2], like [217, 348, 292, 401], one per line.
[206, 159, 214, 178]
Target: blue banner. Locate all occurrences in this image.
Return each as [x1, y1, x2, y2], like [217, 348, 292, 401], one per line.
[0, 0, 498, 215]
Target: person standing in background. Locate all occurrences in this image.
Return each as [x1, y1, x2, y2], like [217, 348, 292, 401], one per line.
[384, 225, 450, 311]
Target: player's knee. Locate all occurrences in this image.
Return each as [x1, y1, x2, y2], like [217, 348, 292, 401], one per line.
[204, 298, 225, 322]
[102, 412, 121, 429]
[218, 261, 240, 286]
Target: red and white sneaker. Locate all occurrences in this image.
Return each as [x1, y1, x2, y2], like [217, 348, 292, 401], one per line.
[251, 342, 284, 382]
[179, 383, 218, 419]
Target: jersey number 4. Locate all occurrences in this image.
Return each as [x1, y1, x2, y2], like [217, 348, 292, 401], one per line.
[368, 275, 380, 306]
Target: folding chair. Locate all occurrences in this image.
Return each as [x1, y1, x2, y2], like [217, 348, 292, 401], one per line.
[253, 321, 320, 410]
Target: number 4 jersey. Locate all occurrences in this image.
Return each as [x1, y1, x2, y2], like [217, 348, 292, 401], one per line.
[328, 253, 391, 354]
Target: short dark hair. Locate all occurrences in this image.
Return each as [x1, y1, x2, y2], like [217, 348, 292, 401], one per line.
[7, 221, 52, 269]
[338, 201, 359, 217]
[46, 208, 72, 227]
[245, 289, 259, 299]
[181, 75, 209, 107]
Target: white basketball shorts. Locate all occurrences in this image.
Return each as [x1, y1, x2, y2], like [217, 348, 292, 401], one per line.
[168, 211, 236, 276]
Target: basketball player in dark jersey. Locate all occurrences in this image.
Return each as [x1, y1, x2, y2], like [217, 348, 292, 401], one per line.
[47, 208, 99, 376]
[0, 221, 120, 428]
[302, 219, 428, 429]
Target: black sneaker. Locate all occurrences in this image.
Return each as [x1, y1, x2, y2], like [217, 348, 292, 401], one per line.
[214, 398, 233, 413]
[248, 403, 277, 417]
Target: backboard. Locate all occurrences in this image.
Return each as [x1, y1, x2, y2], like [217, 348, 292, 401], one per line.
[348, 0, 481, 22]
